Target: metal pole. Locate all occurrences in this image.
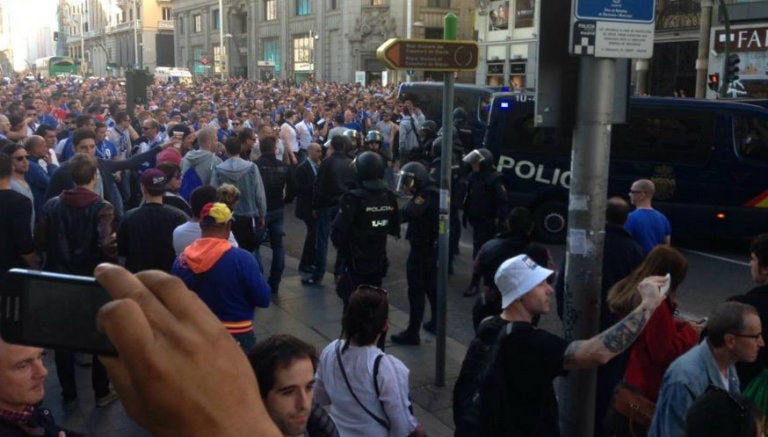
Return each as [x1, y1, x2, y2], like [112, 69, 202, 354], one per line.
[219, 0, 225, 79]
[695, 0, 713, 98]
[133, 0, 139, 69]
[435, 12, 457, 388]
[559, 56, 614, 437]
[406, 0, 412, 83]
[718, 0, 731, 98]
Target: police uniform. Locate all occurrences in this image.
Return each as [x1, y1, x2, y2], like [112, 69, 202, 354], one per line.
[464, 168, 509, 257]
[402, 184, 439, 338]
[331, 186, 400, 308]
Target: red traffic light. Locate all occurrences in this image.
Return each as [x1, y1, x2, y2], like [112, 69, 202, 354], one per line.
[708, 73, 719, 91]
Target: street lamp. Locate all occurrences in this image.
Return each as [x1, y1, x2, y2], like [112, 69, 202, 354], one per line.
[309, 30, 319, 76]
[133, 0, 141, 69]
[218, 0, 226, 79]
[223, 33, 232, 78]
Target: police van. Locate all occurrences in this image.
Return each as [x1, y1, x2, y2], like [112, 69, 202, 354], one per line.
[153, 67, 193, 85]
[397, 82, 493, 148]
[485, 92, 768, 243]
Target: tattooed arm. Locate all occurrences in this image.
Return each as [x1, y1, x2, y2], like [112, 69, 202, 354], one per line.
[562, 276, 667, 370]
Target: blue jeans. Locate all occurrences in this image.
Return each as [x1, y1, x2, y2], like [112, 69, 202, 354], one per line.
[255, 208, 285, 292]
[312, 206, 338, 280]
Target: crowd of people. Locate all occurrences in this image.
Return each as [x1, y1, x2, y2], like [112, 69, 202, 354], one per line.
[0, 72, 767, 437]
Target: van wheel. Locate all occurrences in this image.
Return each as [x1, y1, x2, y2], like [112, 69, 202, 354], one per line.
[534, 200, 567, 244]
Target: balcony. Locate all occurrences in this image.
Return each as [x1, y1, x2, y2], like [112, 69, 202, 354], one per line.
[657, 0, 700, 31]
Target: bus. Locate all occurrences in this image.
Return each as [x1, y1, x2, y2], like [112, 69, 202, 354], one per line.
[35, 56, 78, 79]
[397, 82, 493, 149]
[484, 92, 768, 243]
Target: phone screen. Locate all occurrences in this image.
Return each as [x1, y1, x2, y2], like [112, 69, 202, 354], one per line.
[0, 269, 117, 355]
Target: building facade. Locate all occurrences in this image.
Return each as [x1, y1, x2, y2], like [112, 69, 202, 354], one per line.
[172, 0, 475, 83]
[61, 0, 175, 76]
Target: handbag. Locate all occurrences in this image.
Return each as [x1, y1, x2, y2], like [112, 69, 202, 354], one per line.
[612, 382, 656, 430]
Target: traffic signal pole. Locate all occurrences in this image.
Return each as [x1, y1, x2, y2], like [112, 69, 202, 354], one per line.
[559, 56, 614, 437]
[719, 0, 732, 98]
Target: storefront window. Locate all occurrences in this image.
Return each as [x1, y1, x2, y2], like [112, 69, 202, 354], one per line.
[488, 1, 509, 31]
[515, 0, 534, 28]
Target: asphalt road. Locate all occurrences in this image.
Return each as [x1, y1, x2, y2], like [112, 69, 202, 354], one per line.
[279, 202, 756, 346]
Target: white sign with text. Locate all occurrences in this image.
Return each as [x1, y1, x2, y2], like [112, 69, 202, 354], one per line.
[594, 21, 654, 59]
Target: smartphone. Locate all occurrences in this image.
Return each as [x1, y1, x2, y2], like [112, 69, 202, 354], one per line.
[0, 269, 117, 356]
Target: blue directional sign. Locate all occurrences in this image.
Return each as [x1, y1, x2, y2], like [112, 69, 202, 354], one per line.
[575, 0, 655, 24]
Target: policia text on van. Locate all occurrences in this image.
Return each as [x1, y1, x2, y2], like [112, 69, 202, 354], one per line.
[484, 93, 768, 243]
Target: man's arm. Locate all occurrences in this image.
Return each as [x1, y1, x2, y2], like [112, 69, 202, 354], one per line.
[95, 264, 281, 437]
[562, 276, 666, 369]
[648, 380, 694, 437]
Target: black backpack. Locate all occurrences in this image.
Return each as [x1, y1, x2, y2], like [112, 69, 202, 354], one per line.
[453, 316, 515, 437]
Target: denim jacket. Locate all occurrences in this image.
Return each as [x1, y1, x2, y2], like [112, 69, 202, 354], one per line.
[648, 340, 740, 437]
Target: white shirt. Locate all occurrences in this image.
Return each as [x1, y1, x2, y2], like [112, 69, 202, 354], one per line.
[280, 122, 299, 153]
[172, 221, 239, 256]
[296, 120, 314, 150]
[314, 339, 418, 437]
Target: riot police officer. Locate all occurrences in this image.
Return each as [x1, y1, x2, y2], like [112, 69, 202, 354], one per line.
[331, 151, 400, 310]
[462, 147, 509, 296]
[391, 161, 440, 345]
[342, 128, 362, 158]
[364, 130, 395, 189]
[413, 120, 438, 165]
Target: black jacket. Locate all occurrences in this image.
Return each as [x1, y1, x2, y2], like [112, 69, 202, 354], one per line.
[312, 150, 354, 209]
[294, 158, 318, 221]
[255, 153, 292, 212]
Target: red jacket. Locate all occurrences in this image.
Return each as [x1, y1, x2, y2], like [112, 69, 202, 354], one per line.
[623, 299, 699, 402]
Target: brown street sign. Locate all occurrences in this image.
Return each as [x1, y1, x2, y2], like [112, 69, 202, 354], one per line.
[376, 38, 479, 71]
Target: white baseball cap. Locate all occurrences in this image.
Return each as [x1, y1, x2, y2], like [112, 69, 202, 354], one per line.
[495, 254, 554, 309]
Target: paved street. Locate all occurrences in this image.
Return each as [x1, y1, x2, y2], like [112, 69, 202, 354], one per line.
[41, 203, 755, 436]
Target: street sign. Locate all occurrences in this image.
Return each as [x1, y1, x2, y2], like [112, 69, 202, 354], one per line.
[570, 0, 655, 59]
[376, 38, 479, 71]
[575, 0, 655, 23]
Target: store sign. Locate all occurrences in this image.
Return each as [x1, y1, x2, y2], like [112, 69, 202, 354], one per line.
[714, 26, 768, 53]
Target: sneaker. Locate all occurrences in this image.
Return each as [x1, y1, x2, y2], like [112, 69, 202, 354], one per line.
[96, 390, 119, 407]
[301, 277, 322, 286]
[390, 330, 420, 345]
[62, 397, 78, 413]
[423, 320, 436, 335]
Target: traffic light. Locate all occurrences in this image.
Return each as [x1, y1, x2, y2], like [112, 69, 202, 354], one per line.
[708, 73, 719, 91]
[726, 53, 741, 83]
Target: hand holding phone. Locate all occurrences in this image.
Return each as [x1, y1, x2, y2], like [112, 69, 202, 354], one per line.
[94, 264, 281, 437]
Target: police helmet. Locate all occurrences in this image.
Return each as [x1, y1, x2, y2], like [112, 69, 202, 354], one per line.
[397, 161, 431, 194]
[365, 130, 383, 144]
[453, 107, 468, 121]
[462, 148, 494, 169]
[329, 134, 352, 152]
[420, 120, 438, 137]
[343, 129, 362, 147]
[353, 151, 386, 190]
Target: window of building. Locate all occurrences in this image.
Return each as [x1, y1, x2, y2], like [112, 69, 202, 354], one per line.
[427, 0, 450, 7]
[239, 14, 247, 33]
[293, 34, 313, 66]
[193, 14, 202, 33]
[263, 38, 280, 71]
[265, 0, 278, 20]
[162, 7, 172, 21]
[371, 0, 384, 5]
[515, 0, 535, 28]
[212, 9, 219, 30]
[297, 0, 311, 15]
[329, 0, 337, 10]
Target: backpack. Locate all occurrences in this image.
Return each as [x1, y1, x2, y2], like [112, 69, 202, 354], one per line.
[453, 316, 515, 437]
[179, 166, 203, 202]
